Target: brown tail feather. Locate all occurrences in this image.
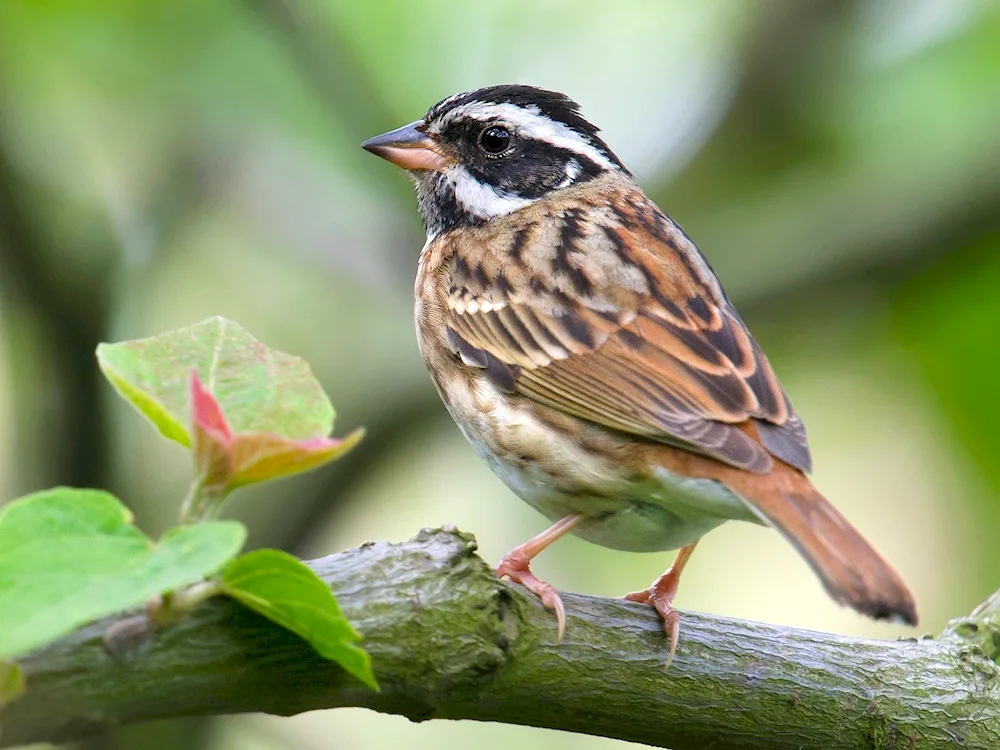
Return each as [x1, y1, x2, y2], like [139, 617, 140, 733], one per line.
[737, 472, 918, 626]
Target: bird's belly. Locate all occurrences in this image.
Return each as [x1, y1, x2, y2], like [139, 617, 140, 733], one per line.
[489, 457, 751, 552]
[440, 375, 756, 552]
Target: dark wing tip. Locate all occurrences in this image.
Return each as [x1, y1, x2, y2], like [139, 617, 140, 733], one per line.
[754, 418, 813, 473]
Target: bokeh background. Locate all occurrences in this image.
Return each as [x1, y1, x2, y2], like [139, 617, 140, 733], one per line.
[2, 1, 999, 748]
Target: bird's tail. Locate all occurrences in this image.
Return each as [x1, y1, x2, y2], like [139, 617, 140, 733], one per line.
[737, 472, 918, 626]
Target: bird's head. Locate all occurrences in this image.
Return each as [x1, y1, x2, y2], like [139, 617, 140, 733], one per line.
[362, 85, 629, 237]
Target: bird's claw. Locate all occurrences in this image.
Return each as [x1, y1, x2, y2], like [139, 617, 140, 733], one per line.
[497, 555, 567, 640]
[624, 585, 681, 667]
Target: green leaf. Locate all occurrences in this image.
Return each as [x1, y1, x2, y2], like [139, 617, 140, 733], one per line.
[0, 488, 246, 659]
[97, 317, 336, 448]
[0, 661, 24, 708]
[220, 549, 376, 690]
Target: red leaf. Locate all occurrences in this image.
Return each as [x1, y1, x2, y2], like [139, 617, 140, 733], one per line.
[187, 371, 363, 495]
[190, 370, 232, 442]
[190, 371, 232, 491]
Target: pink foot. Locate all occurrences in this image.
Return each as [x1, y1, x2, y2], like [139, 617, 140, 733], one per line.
[497, 550, 567, 639]
[623, 583, 681, 667]
[620, 542, 700, 667]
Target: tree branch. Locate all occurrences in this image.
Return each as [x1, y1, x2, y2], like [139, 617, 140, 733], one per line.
[2, 528, 998, 749]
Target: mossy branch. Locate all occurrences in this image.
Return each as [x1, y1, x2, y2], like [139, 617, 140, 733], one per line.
[2, 528, 998, 750]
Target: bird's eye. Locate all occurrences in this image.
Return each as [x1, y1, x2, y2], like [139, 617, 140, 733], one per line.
[478, 125, 512, 155]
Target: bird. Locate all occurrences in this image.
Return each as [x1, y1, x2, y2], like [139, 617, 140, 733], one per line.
[361, 85, 917, 661]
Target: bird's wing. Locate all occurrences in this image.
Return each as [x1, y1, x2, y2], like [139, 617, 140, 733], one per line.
[440, 189, 811, 474]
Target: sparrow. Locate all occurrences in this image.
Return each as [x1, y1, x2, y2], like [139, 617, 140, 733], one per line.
[362, 85, 917, 660]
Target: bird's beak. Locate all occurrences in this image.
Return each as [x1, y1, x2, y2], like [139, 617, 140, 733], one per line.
[361, 121, 448, 171]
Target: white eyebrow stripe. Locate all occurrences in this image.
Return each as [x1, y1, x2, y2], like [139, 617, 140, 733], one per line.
[440, 101, 617, 172]
[557, 158, 581, 188]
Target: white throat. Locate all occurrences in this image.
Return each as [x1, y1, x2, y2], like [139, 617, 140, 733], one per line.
[446, 164, 532, 222]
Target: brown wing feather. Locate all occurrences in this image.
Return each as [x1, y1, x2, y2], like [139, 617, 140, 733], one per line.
[442, 182, 812, 474]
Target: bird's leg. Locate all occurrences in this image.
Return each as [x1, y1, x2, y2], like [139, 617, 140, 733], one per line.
[623, 540, 700, 666]
[496, 513, 584, 639]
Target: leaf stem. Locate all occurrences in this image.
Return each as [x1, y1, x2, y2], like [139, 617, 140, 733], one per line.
[148, 580, 224, 628]
[179, 480, 228, 525]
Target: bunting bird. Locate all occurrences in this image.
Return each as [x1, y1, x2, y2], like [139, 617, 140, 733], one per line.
[362, 85, 917, 661]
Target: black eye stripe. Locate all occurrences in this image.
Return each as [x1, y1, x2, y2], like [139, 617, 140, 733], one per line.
[465, 145, 605, 200]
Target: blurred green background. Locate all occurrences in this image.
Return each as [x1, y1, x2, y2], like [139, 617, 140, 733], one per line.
[1, 0, 999, 748]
